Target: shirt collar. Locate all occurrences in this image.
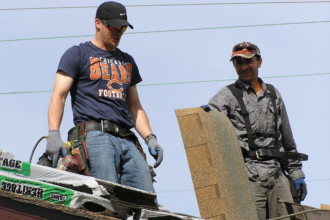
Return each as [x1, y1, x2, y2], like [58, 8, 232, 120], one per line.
[235, 78, 266, 94]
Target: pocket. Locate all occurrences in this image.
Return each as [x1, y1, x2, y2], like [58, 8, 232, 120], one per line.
[231, 104, 246, 127]
[86, 130, 103, 139]
[265, 105, 277, 131]
[245, 162, 258, 181]
[276, 197, 290, 218]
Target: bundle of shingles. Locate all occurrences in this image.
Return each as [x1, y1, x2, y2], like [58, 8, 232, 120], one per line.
[0, 149, 203, 220]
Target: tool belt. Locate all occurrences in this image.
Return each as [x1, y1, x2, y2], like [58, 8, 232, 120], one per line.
[246, 148, 308, 161]
[62, 122, 90, 175]
[82, 120, 131, 137]
[74, 120, 156, 180]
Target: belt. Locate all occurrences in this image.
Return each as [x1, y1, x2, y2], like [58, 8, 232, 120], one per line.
[80, 120, 131, 137]
[247, 148, 308, 161]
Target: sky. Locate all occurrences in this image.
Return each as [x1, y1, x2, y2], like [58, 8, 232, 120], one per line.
[0, 0, 329, 217]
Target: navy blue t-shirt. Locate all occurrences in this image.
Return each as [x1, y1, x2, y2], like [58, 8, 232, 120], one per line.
[57, 41, 142, 128]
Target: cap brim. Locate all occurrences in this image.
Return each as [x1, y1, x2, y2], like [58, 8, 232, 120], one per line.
[105, 19, 133, 29]
[230, 53, 256, 61]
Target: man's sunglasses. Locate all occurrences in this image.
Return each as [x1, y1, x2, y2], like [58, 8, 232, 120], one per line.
[233, 43, 260, 55]
[233, 58, 254, 66]
[233, 46, 257, 53]
[102, 20, 127, 33]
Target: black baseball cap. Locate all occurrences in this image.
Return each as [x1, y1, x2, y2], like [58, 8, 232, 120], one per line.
[230, 42, 260, 61]
[96, 1, 133, 29]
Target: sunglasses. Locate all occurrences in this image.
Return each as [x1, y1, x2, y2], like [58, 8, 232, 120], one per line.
[233, 43, 260, 55]
[233, 58, 254, 66]
[102, 20, 127, 33]
[234, 46, 257, 53]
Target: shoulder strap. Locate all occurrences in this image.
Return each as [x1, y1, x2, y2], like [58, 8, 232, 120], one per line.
[227, 83, 257, 149]
[266, 84, 280, 148]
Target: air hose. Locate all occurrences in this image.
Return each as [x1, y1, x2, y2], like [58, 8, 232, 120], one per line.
[29, 136, 48, 163]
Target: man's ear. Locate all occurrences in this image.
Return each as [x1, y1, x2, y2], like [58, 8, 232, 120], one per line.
[95, 19, 102, 30]
[257, 57, 262, 68]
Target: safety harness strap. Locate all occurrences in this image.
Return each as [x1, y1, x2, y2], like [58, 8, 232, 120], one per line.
[266, 84, 280, 149]
[227, 83, 256, 149]
[227, 83, 308, 161]
[248, 149, 308, 161]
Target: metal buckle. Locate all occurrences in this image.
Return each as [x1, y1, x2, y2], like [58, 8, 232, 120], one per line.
[256, 150, 261, 159]
[101, 120, 104, 132]
[114, 123, 119, 135]
[255, 149, 266, 160]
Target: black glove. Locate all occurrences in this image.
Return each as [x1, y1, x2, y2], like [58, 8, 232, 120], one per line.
[145, 134, 164, 168]
[294, 178, 307, 203]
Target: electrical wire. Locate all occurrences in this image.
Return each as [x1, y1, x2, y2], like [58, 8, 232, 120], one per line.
[127, 1, 330, 7]
[156, 179, 330, 194]
[156, 177, 330, 194]
[0, 20, 329, 43]
[270, 209, 330, 220]
[1, 1, 329, 11]
[0, 72, 329, 96]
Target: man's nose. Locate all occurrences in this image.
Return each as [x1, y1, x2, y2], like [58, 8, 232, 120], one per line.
[239, 63, 249, 70]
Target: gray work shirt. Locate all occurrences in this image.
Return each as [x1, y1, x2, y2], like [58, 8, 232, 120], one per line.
[208, 78, 305, 181]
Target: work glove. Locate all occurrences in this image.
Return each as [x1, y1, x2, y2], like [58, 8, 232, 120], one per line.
[51, 147, 68, 168]
[46, 130, 66, 167]
[293, 178, 307, 203]
[145, 134, 163, 168]
[200, 104, 211, 112]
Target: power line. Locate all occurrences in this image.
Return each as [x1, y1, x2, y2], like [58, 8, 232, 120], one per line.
[1, 1, 329, 11]
[156, 178, 330, 194]
[0, 72, 328, 96]
[128, 1, 330, 7]
[308, 178, 330, 182]
[0, 90, 52, 96]
[138, 72, 330, 87]
[1, 20, 329, 43]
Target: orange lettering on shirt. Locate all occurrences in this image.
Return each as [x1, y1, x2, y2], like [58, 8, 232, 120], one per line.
[111, 64, 119, 81]
[125, 63, 132, 84]
[119, 65, 127, 83]
[90, 57, 101, 80]
[101, 62, 110, 80]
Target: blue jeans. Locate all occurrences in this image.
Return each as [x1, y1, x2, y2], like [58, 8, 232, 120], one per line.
[85, 130, 155, 193]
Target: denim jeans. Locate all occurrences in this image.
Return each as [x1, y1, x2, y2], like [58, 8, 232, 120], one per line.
[85, 130, 155, 193]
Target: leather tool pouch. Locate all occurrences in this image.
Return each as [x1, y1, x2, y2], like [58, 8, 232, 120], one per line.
[64, 121, 156, 181]
[62, 122, 90, 176]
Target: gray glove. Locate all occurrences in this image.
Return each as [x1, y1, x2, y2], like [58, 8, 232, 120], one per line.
[145, 134, 164, 168]
[46, 130, 65, 154]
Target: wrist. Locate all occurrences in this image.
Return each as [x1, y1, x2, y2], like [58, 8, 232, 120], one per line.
[48, 130, 61, 138]
[145, 133, 157, 145]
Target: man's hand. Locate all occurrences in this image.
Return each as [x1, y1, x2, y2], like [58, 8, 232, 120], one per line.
[46, 130, 65, 154]
[145, 134, 164, 168]
[294, 178, 307, 203]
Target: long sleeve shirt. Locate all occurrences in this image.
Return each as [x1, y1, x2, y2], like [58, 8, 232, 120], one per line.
[208, 78, 305, 181]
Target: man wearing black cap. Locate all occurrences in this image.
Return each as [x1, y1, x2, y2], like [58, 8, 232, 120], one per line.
[208, 42, 307, 219]
[46, 1, 163, 195]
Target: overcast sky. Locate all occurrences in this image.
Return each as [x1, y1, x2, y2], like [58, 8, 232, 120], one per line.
[0, 0, 329, 217]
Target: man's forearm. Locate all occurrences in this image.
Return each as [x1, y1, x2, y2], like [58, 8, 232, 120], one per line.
[134, 108, 153, 140]
[48, 72, 73, 130]
[48, 94, 65, 130]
